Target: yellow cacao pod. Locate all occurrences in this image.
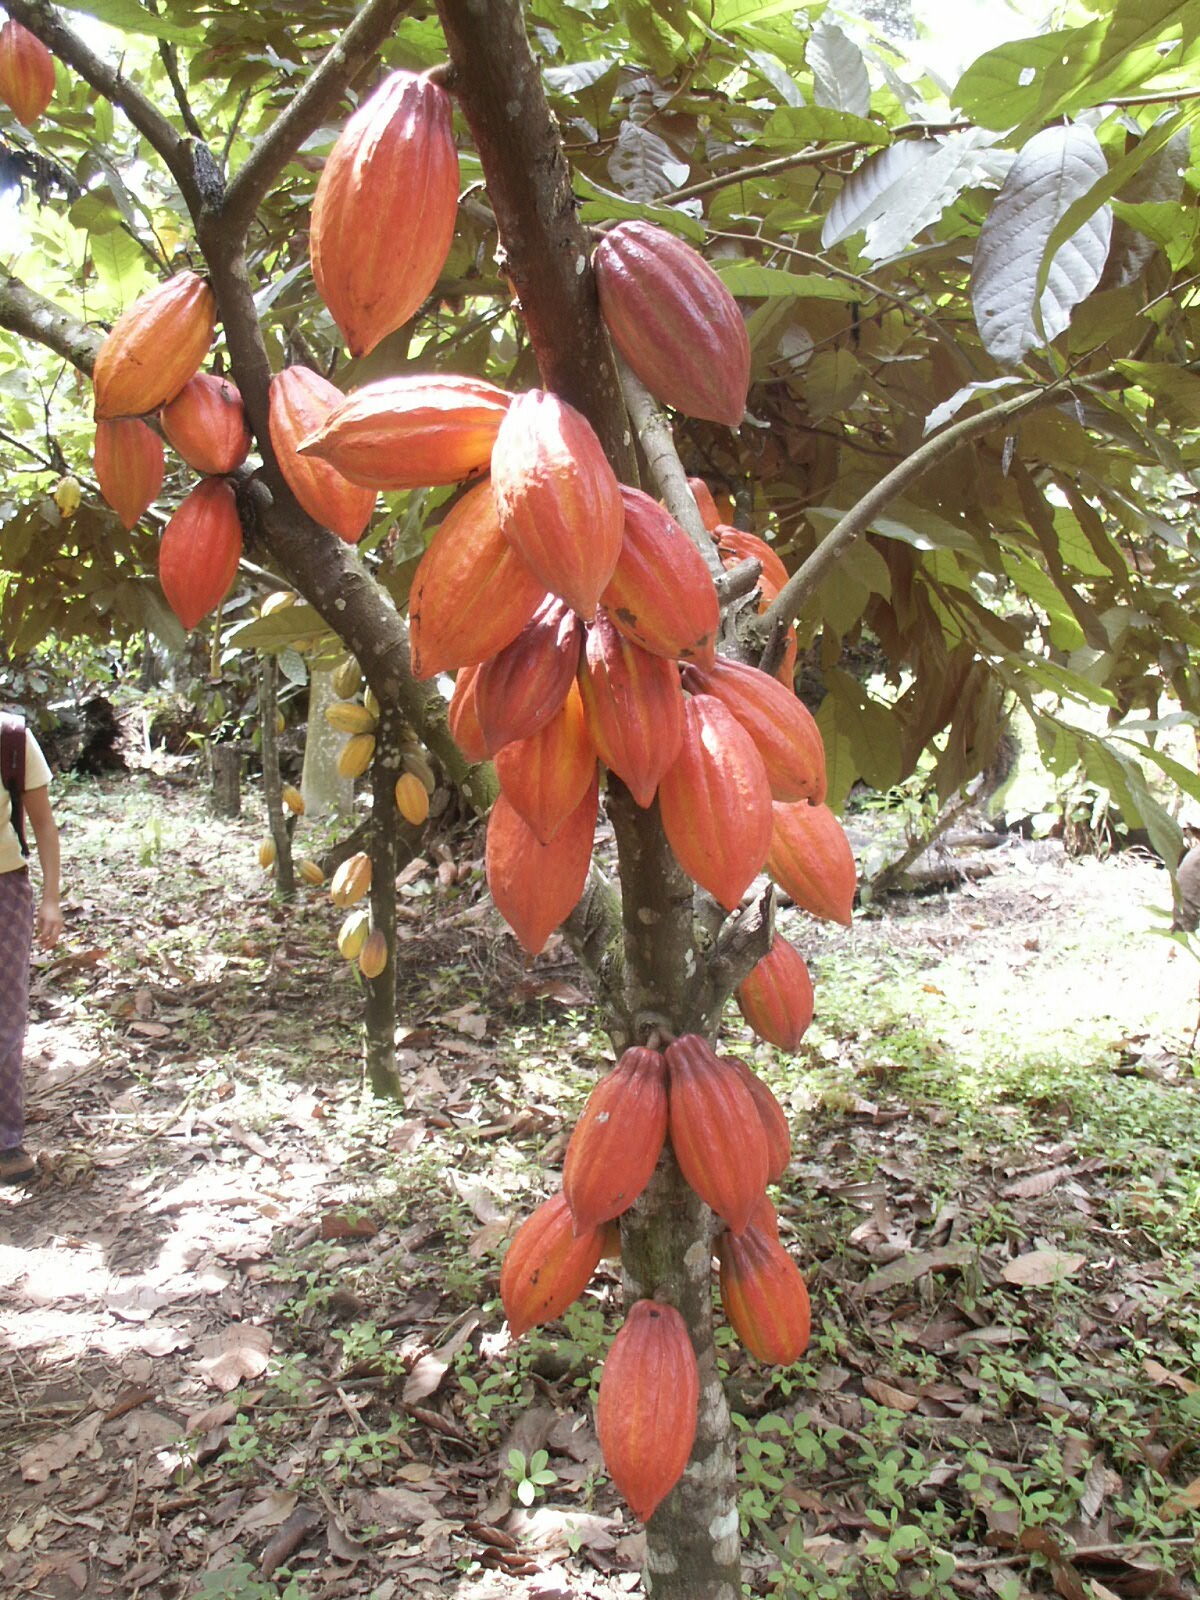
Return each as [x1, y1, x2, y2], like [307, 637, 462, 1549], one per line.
[297, 857, 325, 886]
[54, 476, 82, 518]
[363, 686, 380, 720]
[259, 838, 277, 869]
[331, 657, 362, 699]
[337, 908, 371, 961]
[325, 701, 378, 735]
[261, 590, 296, 617]
[395, 772, 430, 826]
[403, 752, 436, 794]
[282, 784, 305, 815]
[358, 930, 388, 979]
[330, 852, 372, 908]
[337, 733, 376, 779]
[275, 710, 286, 735]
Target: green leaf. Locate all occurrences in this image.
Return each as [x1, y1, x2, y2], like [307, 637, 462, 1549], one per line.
[90, 228, 150, 307]
[761, 106, 889, 150]
[1113, 361, 1200, 429]
[807, 17, 870, 119]
[823, 131, 1003, 261]
[804, 349, 862, 420]
[64, 0, 198, 42]
[714, 263, 860, 301]
[574, 173, 705, 240]
[814, 694, 858, 814]
[224, 606, 326, 652]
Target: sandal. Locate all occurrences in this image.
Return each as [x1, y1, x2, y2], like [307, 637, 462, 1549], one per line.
[0, 1147, 36, 1184]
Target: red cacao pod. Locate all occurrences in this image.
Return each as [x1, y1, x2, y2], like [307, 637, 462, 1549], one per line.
[745, 1192, 781, 1242]
[448, 664, 487, 763]
[500, 1192, 605, 1339]
[409, 480, 546, 679]
[475, 596, 583, 755]
[682, 656, 825, 804]
[159, 478, 242, 631]
[494, 680, 596, 845]
[491, 390, 624, 621]
[92, 271, 217, 422]
[94, 418, 164, 531]
[310, 71, 459, 358]
[268, 367, 376, 543]
[562, 1047, 668, 1234]
[299, 374, 510, 492]
[723, 1054, 792, 1182]
[665, 1034, 769, 1235]
[767, 802, 857, 926]
[577, 610, 684, 809]
[485, 769, 598, 954]
[658, 693, 772, 911]
[596, 1300, 698, 1523]
[716, 525, 789, 592]
[735, 935, 814, 1057]
[601, 487, 719, 666]
[687, 477, 720, 534]
[161, 373, 251, 475]
[0, 20, 54, 125]
[593, 221, 750, 428]
[718, 1224, 811, 1366]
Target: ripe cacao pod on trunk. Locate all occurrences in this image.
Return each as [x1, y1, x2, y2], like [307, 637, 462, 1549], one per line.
[448, 664, 487, 763]
[577, 610, 684, 809]
[395, 772, 430, 826]
[281, 784, 305, 816]
[767, 801, 857, 926]
[593, 221, 750, 427]
[0, 21, 56, 126]
[337, 908, 370, 961]
[687, 476, 720, 534]
[358, 930, 389, 979]
[337, 733, 376, 780]
[330, 851, 372, 908]
[491, 390, 624, 621]
[562, 1047, 668, 1234]
[325, 701, 377, 735]
[682, 656, 826, 804]
[161, 372, 251, 475]
[493, 680, 596, 845]
[722, 1054, 792, 1182]
[500, 1191, 606, 1338]
[408, 480, 546, 679]
[601, 487, 719, 666]
[658, 694, 772, 911]
[735, 935, 814, 1057]
[158, 477, 242, 631]
[665, 1034, 769, 1235]
[258, 838, 277, 870]
[94, 418, 164, 530]
[93, 271, 217, 421]
[596, 1299, 698, 1522]
[298, 374, 509, 492]
[485, 770, 598, 954]
[716, 525, 789, 592]
[474, 596, 583, 755]
[268, 368, 376, 543]
[296, 858, 325, 886]
[718, 1223, 811, 1366]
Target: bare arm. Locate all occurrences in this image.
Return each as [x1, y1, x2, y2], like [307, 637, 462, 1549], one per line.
[23, 787, 62, 948]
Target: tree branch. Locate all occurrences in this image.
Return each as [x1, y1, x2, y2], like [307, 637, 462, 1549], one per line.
[617, 359, 724, 579]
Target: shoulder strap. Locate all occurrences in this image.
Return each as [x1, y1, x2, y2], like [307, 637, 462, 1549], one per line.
[0, 714, 29, 859]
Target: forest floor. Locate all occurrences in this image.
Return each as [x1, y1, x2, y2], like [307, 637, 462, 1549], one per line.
[1, 767, 1198, 1600]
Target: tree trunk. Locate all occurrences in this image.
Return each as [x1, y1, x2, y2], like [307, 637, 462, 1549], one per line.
[303, 666, 354, 818]
[364, 706, 402, 1099]
[210, 742, 242, 818]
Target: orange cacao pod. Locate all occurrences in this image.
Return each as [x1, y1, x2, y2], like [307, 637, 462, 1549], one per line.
[93, 271, 217, 421]
[310, 71, 459, 358]
[485, 770, 598, 954]
[593, 221, 750, 427]
[577, 610, 684, 809]
[395, 772, 430, 826]
[500, 1192, 606, 1338]
[601, 487, 719, 666]
[775, 626, 799, 689]
[268, 368, 376, 543]
[718, 1223, 811, 1366]
[562, 1047, 668, 1234]
[160, 372, 251, 475]
[158, 478, 242, 631]
[682, 656, 825, 804]
[716, 525, 789, 592]
[491, 390, 624, 621]
[744, 1192, 782, 1242]
[408, 480, 546, 679]
[658, 693, 772, 911]
[596, 1300, 698, 1522]
[0, 20, 54, 125]
[687, 477, 720, 534]
[474, 595, 583, 755]
[448, 664, 487, 763]
[665, 1034, 769, 1235]
[723, 1054, 792, 1182]
[298, 374, 509, 492]
[358, 929, 389, 979]
[735, 935, 814, 1058]
[767, 802, 857, 926]
[94, 418, 164, 530]
[493, 680, 596, 845]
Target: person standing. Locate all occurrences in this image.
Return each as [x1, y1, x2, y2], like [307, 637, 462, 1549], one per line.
[0, 717, 63, 1184]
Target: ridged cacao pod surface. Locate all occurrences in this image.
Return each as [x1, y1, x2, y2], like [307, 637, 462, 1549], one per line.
[395, 772, 430, 826]
[657, 694, 773, 911]
[258, 838, 276, 870]
[491, 390, 624, 621]
[735, 935, 814, 1057]
[577, 610, 684, 809]
[493, 680, 596, 845]
[296, 858, 325, 887]
[448, 664, 487, 763]
[337, 908, 370, 961]
[310, 71, 459, 357]
[93, 271, 216, 421]
[682, 656, 825, 804]
[474, 596, 582, 755]
[299, 374, 509, 491]
[268, 368, 376, 543]
[158, 478, 242, 632]
[687, 477, 720, 533]
[601, 486, 719, 666]
[718, 1225, 811, 1365]
[593, 221, 750, 427]
[161, 373, 251, 474]
[0, 21, 56, 126]
[325, 701, 377, 735]
[330, 852, 372, 908]
[331, 655, 363, 699]
[767, 802, 857, 926]
[500, 1192, 605, 1338]
[358, 930, 389, 980]
[485, 771, 598, 954]
[716, 525, 789, 592]
[281, 784, 305, 816]
[722, 1054, 792, 1182]
[94, 418, 164, 530]
[665, 1034, 769, 1235]
[408, 479, 546, 679]
[337, 733, 376, 780]
[562, 1047, 668, 1234]
[596, 1300, 698, 1522]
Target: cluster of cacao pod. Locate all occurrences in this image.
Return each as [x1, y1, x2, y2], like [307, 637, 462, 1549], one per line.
[502, 1034, 811, 1521]
[327, 851, 386, 977]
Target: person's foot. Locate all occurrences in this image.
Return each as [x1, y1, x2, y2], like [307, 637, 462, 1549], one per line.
[0, 1147, 36, 1184]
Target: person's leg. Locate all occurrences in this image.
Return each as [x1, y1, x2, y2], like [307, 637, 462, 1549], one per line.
[0, 868, 35, 1181]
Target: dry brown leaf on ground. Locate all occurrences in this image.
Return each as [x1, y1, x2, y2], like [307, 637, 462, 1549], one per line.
[402, 1310, 481, 1402]
[1001, 1164, 1074, 1199]
[861, 1244, 974, 1295]
[1142, 1358, 1199, 1396]
[1001, 1249, 1086, 1287]
[195, 1323, 271, 1391]
[18, 1413, 101, 1483]
[862, 1376, 921, 1412]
